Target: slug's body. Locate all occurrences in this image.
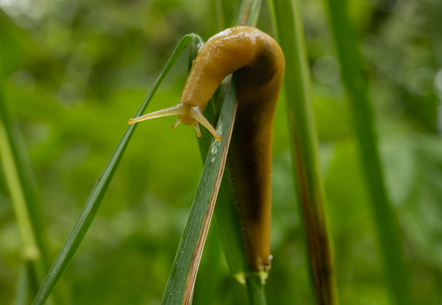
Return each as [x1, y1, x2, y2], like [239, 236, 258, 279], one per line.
[129, 26, 285, 274]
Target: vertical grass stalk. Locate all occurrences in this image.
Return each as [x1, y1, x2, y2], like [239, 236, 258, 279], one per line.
[216, 0, 241, 30]
[0, 64, 58, 305]
[324, 1, 411, 304]
[238, 0, 262, 27]
[268, 0, 339, 304]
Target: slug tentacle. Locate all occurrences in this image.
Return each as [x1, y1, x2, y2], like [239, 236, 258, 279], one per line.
[192, 121, 202, 137]
[129, 103, 221, 141]
[189, 106, 221, 141]
[128, 104, 184, 124]
[171, 118, 181, 130]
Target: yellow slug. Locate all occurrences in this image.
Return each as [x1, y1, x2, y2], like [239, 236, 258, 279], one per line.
[129, 26, 285, 274]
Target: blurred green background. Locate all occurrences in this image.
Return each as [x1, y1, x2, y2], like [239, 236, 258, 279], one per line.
[1, 0, 442, 304]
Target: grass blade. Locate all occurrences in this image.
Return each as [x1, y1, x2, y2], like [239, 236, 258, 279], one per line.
[197, 78, 250, 282]
[160, 79, 238, 305]
[238, 0, 262, 26]
[323, 1, 411, 304]
[268, 0, 339, 304]
[246, 275, 267, 305]
[14, 263, 29, 305]
[0, 63, 58, 305]
[31, 34, 193, 305]
[216, 0, 240, 30]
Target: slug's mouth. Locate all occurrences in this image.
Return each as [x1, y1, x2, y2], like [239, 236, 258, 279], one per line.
[128, 103, 221, 141]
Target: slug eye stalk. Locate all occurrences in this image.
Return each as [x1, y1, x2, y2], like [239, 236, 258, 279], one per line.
[128, 103, 221, 141]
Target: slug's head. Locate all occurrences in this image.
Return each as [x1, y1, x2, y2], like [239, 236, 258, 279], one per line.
[128, 103, 221, 142]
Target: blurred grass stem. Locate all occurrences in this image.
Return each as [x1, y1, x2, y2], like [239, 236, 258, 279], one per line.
[0, 64, 57, 305]
[269, 0, 338, 304]
[324, 1, 411, 304]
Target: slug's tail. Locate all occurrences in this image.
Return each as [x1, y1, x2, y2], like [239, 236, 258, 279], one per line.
[128, 103, 221, 142]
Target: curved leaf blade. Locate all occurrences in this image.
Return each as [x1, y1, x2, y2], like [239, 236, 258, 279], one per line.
[31, 34, 193, 305]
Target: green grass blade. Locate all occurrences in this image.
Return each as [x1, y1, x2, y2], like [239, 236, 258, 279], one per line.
[238, 0, 262, 26]
[196, 76, 249, 282]
[0, 63, 57, 305]
[323, 1, 411, 304]
[269, 0, 338, 304]
[217, 0, 244, 30]
[14, 263, 29, 305]
[160, 79, 238, 305]
[216, 0, 226, 30]
[214, 173, 250, 281]
[30, 34, 193, 305]
[0, 105, 47, 300]
[246, 275, 267, 305]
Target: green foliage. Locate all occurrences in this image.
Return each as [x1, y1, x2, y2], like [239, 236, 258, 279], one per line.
[0, 0, 442, 304]
[30, 34, 195, 305]
[324, 1, 410, 304]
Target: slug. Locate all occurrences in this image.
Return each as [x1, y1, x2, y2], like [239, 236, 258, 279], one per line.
[128, 26, 285, 275]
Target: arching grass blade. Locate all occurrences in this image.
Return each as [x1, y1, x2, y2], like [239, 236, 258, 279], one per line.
[31, 34, 194, 305]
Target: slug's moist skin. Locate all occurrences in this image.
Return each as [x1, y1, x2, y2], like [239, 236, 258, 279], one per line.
[129, 26, 285, 274]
